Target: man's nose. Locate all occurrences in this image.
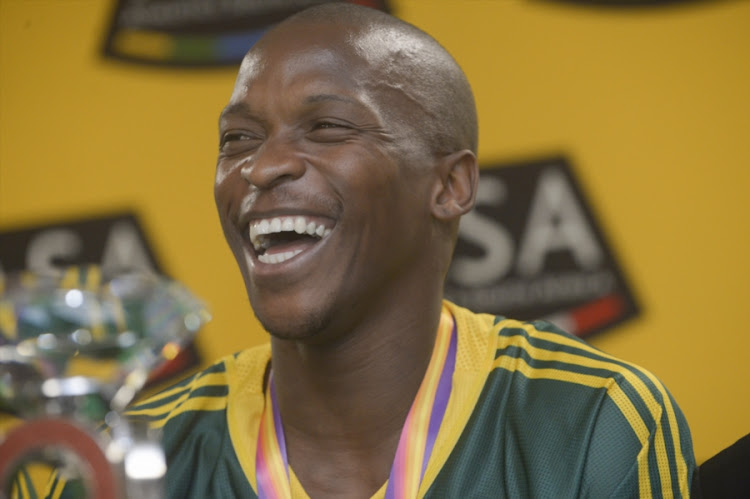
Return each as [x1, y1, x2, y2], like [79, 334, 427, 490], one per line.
[240, 137, 305, 189]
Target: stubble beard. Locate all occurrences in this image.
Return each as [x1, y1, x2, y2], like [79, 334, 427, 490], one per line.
[258, 310, 329, 342]
[250, 291, 333, 343]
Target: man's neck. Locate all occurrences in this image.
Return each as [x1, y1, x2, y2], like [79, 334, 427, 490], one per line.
[268, 299, 444, 498]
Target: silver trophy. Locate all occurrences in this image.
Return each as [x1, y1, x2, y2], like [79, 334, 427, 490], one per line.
[0, 267, 210, 498]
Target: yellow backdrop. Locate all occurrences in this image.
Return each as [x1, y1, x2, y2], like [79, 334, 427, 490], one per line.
[1, 0, 748, 463]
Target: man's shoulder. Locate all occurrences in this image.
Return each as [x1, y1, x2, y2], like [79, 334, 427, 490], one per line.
[489, 313, 676, 411]
[126, 343, 270, 430]
[449, 300, 689, 454]
[450, 300, 673, 404]
[436, 302, 695, 497]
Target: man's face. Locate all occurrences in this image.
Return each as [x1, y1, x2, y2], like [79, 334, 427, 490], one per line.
[214, 23, 439, 342]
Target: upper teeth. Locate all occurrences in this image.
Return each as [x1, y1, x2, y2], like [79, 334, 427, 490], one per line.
[249, 216, 332, 251]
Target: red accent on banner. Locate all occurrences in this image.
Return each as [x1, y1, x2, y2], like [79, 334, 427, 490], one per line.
[572, 294, 626, 335]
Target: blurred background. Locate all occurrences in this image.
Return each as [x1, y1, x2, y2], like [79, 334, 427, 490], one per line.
[1, 0, 748, 464]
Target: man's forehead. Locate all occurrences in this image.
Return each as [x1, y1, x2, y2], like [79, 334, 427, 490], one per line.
[230, 51, 365, 107]
[224, 18, 439, 142]
[238, 20, 396, 81]
[229, 25, 386, 103]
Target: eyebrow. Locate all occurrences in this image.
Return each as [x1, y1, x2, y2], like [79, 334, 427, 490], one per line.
[303, 94, 361, 106]
[219, 102, 254, 122]
[220, 94, 364, 122]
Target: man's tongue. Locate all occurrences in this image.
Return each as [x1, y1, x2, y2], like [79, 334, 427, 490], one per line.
[266, 238, 316, 255]
[259, 233, 319, 264]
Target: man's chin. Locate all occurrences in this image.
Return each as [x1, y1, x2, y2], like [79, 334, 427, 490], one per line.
[256, 308, 329, 343]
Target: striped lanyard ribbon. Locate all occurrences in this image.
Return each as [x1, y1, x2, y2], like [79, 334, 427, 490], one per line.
[256, 306, 458, 499]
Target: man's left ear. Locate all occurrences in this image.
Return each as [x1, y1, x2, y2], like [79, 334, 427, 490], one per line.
[431, 150, 479, 221]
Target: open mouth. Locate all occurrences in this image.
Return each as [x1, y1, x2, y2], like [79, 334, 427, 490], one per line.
[249, 215, 333, 265]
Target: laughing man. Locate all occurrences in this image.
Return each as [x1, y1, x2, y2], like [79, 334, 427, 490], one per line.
[60, 4, 696, 498]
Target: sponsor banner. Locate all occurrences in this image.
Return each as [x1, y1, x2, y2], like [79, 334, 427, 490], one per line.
[0, 212, 201, 386]
[446, 156, 640, 337]
[102, 0, 391, 66]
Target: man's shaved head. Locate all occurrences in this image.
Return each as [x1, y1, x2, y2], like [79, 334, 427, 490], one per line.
[216, 2, 480, 340]
[258, 3, 478, 157]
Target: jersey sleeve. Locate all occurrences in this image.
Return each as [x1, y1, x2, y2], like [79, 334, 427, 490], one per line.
[517, 317, 696, 498]
[580, 368, 695, 498]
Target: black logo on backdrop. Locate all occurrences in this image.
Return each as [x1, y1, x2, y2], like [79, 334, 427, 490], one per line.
[0, 212, 200, 385]
[0, 213, 160, 276]
[446, 156, 639, 337]
[102, 0, 391, 66]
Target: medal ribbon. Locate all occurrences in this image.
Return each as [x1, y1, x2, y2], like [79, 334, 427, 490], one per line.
[256, 306, 457, 499]
[256, 371, 291, 499]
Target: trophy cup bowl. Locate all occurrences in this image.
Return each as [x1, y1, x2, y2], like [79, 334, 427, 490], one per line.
[0, 267, 210, 498]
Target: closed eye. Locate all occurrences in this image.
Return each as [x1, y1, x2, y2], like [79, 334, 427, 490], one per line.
[219, 131, 263, 155]
[220, 132, 253, 147]
[308, 120, 356, 143]
[314, 121, 349, 129]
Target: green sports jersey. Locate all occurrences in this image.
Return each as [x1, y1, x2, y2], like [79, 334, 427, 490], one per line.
[44, 301, 695, 498]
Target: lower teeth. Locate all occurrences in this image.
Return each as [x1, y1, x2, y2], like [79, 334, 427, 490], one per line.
[258, 248, 304, 264]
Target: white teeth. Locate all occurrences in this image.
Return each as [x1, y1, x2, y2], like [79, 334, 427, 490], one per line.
[294, 217, 306, 234]
[258, 248, 303, 265]
[248, 215, 334, 254]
